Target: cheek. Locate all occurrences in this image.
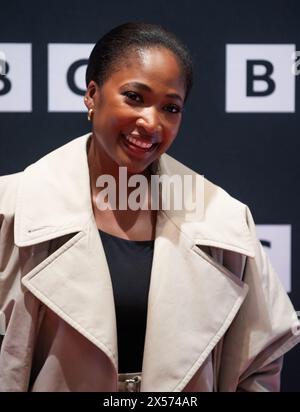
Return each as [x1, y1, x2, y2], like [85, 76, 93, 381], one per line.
[164, 120, 181, 142]
[107, 108, 136, 130]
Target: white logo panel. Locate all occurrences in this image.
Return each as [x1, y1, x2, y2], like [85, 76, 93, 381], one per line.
[256, 224, 291, 292]
[226, 44, 295, 112]
[0, 43, 32, 112]
[48, 43, 94, 112]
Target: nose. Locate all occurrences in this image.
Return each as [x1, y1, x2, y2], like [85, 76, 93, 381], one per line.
[136, 107, 162, 136]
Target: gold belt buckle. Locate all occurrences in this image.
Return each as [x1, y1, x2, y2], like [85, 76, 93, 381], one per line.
[124, 375, 141, 392]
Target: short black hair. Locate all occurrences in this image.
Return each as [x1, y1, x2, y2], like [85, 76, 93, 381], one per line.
[86, 22, 193, 102]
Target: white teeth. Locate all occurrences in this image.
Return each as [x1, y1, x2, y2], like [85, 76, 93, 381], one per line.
[125, 135, 153, 149]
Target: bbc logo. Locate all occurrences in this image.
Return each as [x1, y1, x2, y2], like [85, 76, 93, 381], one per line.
[0, 43, 93, 113]
[0, 43, 299, 113]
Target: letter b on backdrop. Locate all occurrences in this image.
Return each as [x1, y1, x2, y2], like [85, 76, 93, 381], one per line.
[226, 44, 295, 112]
[0, 44, 32, 112]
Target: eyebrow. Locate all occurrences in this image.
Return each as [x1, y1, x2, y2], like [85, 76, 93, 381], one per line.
[121, 82, 183, 103]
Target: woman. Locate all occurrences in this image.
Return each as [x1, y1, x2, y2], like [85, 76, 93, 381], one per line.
[0, 22, 299, 392]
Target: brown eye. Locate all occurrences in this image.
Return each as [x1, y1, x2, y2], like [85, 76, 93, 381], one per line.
[164, 104, 182, 114]
[123, 91, 143, 102]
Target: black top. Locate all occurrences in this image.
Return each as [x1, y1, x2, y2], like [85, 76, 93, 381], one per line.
[99, 229, 154, 373]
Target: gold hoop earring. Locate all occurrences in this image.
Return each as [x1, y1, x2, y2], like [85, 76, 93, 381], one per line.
[87, 108, 94, 121]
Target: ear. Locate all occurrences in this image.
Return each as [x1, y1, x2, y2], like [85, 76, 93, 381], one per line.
[84, 80, 98, 110]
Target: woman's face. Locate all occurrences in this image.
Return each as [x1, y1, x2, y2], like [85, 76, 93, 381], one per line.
[85, 47, 186, 174]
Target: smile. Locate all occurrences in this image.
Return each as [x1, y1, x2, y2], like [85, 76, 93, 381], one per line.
[125, 134, 153, 149]
[121, 133, 158, 154]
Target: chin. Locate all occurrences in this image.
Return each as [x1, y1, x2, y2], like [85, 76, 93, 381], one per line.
[125, 163, 149, 175]
[117, 156, 152, 175]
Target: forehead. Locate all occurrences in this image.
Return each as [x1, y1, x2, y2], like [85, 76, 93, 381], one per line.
[105, 47, 186, 96]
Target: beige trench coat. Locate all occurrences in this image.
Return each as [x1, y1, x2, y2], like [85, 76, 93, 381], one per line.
[0, 133, 299, 392]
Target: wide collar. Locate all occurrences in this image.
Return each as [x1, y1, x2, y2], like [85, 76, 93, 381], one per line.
[14, 133, 255, 257]
[15, 133, 253, 391]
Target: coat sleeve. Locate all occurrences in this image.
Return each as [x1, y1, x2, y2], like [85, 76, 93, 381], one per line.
[0, 173, 42, 391]
[218, 206, 300, 392]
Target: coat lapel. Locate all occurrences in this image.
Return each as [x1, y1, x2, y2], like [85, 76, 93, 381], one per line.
[141, 211, 249, 391]
[141, 153, 254, 391]
[20, 218, 119, 373]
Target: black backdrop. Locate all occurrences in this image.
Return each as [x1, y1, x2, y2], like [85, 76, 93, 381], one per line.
[0, 0, 300, 391]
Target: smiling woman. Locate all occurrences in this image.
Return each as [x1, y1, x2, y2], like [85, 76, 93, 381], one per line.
[84, 24, 192, 242]
[0, 22, 299, 393]
[85, 47, 185, 176]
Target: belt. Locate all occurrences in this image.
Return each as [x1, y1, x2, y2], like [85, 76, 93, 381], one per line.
[118, 372, 142, 392]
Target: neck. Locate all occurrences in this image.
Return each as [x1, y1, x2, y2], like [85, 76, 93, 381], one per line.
[88, 134, 153, 179]
[87, 134, 158, 228]
[87, 134, 153, 199]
